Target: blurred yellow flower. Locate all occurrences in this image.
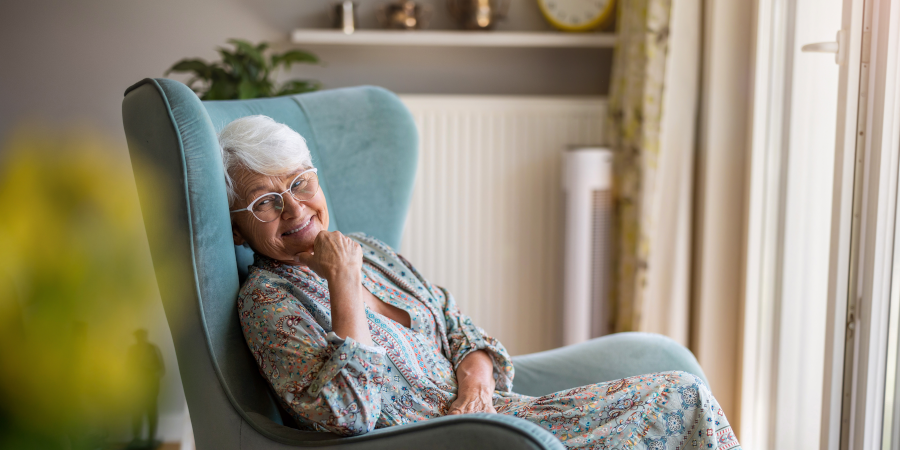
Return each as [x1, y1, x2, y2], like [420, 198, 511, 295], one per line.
[0, 125, 169, 449]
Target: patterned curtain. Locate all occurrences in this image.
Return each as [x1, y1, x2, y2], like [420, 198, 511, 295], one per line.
[605, 0, 673, 332]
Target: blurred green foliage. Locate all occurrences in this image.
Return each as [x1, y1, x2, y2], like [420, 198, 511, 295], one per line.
[166, 38, 321, 100]
[0, 127, 168, 450]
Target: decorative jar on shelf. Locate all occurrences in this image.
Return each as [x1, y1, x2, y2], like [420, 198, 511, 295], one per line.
[377, 1, 433, 30]
[447, 0, 510, 30]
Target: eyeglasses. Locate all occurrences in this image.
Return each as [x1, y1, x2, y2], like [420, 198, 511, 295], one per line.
[230, 168, 319, 223]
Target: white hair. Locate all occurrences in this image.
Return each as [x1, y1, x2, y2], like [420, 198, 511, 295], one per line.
[218, 115, 313, 206]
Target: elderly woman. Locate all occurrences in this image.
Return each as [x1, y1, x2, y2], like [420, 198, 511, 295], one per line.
[225, 115, 741, 449]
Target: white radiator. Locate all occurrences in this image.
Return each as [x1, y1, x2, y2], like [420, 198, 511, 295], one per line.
[398, 96, 607, 356]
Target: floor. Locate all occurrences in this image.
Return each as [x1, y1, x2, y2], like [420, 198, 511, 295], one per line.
[108, 442, 180, 450]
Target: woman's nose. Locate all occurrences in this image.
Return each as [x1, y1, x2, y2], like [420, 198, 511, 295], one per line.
[280, 193, 305, 219]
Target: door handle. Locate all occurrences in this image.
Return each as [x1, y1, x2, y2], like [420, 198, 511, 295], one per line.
[801, 30, 847, 65]
[801, 42, 839, 53]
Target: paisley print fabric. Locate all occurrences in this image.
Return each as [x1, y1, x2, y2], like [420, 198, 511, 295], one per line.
[238, 233, 741, 449]
[493, 371, 741, 449]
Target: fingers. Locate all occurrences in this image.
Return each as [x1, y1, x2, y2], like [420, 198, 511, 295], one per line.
[294, 251, 315, 265]
[318, 231, 362, 260]
[299, 231, 363, 281]
[313, 231, 353, 250]
[446, 399, 496, 416]
[447, 404, 468, 415]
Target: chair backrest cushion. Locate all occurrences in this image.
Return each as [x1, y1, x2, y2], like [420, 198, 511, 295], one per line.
[122, 79, 417, 438]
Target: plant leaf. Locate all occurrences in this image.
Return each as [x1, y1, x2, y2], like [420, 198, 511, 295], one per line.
[165, 59, 211, 77]
[167, 39, 320, 100]
[276, 80, 321, 96]
[217, 48, 240, 74]
[202, 67, 238, 100]
[272, 50, 318, 69]
[203, 78, 237, 100]
[237, 79, 259, 99]
[227, 39, 266, 67]
[256, 79, 276, 98]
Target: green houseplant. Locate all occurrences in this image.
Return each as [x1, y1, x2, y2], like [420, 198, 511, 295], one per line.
[166, 39, 321, 100]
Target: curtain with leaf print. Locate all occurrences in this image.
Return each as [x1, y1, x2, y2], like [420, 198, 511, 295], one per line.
[605, 0, 699, 343]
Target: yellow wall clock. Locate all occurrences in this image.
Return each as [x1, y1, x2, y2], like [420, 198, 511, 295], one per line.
[537, 0, 616, 32]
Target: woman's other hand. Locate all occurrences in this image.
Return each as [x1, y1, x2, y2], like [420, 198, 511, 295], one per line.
[447, 386, 497, 415]
[294, 231, 362, 282]
[449, 350, 497, 415]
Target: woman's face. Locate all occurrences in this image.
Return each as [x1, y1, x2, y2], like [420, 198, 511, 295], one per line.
[230, 166, 328, 262]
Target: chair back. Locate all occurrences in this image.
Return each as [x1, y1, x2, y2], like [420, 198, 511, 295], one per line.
[122, 79, 418, 447]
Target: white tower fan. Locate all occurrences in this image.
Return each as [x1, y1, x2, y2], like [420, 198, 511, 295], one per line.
[562, 148, 614, 345]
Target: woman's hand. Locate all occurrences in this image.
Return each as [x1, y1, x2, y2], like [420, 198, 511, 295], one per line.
[448, 385, 497, 415]
[294, 231, 363, 283]
[295, 231, 374, 346]
[449, 350, 497, 415]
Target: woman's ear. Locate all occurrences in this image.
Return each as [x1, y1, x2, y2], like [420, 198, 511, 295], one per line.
[232, 222, 246, 246]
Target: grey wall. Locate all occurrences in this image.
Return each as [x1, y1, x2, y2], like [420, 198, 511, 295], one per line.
[290, 44, 610, 95]
[0, 0, 283, 143]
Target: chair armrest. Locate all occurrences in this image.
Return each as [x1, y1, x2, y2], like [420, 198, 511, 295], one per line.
[510, 332, 708, 397]
[241, 412, 565, 450]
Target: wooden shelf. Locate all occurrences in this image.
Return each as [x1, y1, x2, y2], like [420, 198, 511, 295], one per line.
[290, 29, 616, 48]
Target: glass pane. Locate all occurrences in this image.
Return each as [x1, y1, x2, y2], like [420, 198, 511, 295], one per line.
[772, 0, 841, 446]
[883, 206, 900, 449]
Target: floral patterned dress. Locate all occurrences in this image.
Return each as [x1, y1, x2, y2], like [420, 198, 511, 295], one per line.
[238, 233, 741, 449]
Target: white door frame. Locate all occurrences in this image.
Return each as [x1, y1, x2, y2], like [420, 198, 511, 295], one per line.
[833, 0, 900, 448]
[820, 0, 867, 448]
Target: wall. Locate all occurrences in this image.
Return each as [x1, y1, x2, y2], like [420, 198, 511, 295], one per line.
[0, 0, 284, 146]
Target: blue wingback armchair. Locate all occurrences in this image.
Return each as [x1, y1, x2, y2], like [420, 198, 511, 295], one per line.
[121, 78, 706, 450]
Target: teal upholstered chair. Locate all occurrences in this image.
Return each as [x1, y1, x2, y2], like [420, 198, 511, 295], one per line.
[122, 78, 706, 450]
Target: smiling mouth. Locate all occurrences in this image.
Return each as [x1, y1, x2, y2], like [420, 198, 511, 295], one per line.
[282, 215, 314, 236]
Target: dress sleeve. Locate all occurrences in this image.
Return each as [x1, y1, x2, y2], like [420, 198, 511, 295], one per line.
[395, 254, 515, 393]
[239, 281, 387, 436]
[437, 286, 515, 392]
